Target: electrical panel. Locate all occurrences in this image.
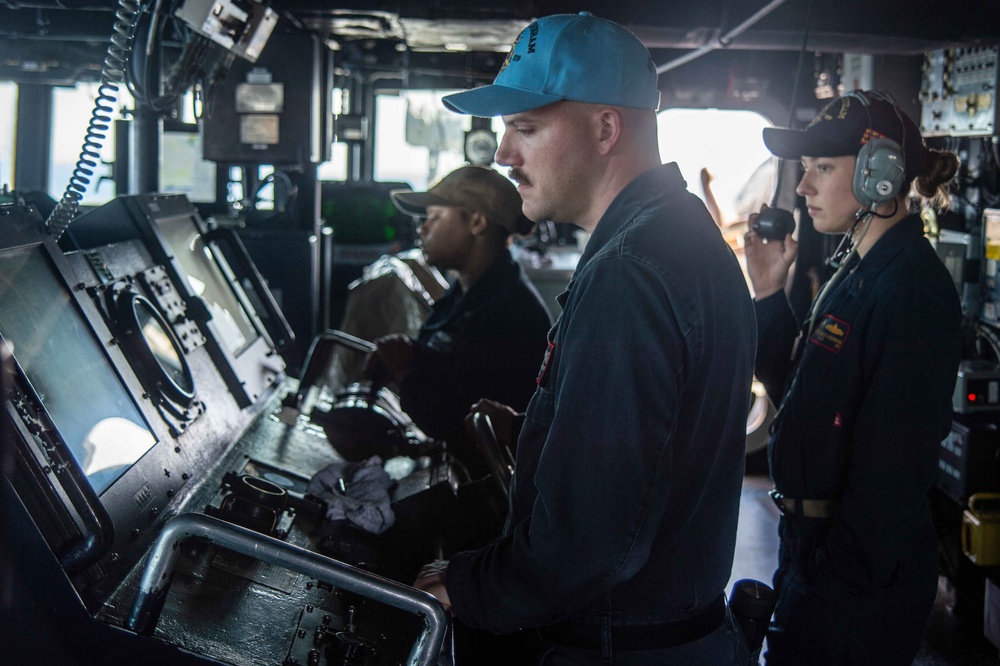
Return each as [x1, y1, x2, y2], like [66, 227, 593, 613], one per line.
[933, 229, 979, 318]
[938, 416, 1000, 503]
[954, 360, 1000, 414]
[920, 47, 1000, 137]
[982, 209, 1000, 325]
[202, 32, 331, 165]
[175, 0, 278, 63]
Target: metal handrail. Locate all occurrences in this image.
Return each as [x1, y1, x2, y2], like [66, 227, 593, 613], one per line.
[288, 329, 378, 411]
[126, 513, 449, 666]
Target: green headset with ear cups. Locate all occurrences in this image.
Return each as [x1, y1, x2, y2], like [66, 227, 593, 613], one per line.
[853, 136, 906, 207]
[846, 91, 907, 208]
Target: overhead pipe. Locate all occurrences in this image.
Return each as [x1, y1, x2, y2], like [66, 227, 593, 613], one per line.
[655, 0, 790, 74]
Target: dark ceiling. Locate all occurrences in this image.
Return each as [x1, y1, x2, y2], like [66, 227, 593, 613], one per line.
[3, 0, 998, 49]
[1, 0, 998, 86]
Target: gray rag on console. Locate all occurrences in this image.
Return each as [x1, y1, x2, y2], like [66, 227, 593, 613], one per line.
[307, 456, 396, 534]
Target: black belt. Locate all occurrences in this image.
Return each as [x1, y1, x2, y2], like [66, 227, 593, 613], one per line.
[536, 594, 726, 652]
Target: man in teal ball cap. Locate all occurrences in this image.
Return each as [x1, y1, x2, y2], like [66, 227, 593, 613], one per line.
[416, 13, 756, 664]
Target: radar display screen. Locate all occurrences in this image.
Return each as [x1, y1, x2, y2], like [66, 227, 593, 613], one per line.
[0, 245, 157, 495]
[156, 214, 259, 356]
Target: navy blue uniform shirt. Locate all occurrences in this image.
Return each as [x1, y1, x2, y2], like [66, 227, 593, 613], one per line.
[755, 214, 962, 593]
[399, 249, 551, 448]
[446, 163, 757, 634]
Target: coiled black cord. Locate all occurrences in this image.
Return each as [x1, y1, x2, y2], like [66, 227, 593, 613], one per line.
[45, 0, 144, 240]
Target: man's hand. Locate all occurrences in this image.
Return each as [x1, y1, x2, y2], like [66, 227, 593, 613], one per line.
[364, 334, 416, 378]
[414, 559, 452, 611]
[465, 399, 523, 456]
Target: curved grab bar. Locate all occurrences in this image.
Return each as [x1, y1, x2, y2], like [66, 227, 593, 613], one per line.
[289, 330, 378, 411]
[126, 513, 449, 666]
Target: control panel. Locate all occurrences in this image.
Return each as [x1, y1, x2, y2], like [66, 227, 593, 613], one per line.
[920, 47, 1000, 137]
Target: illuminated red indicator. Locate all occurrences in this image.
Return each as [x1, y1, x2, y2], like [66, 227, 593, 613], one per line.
[969, 393, 978, 402]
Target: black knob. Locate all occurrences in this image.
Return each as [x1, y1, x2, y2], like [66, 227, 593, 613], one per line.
[328, 630, 370, 666]
[728, 578, 776, 653]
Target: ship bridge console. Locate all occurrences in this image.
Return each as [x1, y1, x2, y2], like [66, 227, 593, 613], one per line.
[0, 192, 505, 665]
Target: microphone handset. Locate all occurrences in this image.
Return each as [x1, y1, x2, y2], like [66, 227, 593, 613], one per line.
[750, 206, 796, 241]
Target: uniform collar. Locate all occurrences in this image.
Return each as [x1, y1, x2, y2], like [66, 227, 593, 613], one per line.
[576, 163, 687, 272]
[555, 163, 686, 310]
[462, 248, 518, 305]
[853, 213, 924, 276]
[426, 249, 518, 328]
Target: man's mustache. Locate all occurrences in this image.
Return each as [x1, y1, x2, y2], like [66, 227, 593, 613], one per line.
[509, 168, 531, 187]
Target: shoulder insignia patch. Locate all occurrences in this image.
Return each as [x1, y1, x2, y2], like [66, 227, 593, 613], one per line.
[537, 341, 555, 386]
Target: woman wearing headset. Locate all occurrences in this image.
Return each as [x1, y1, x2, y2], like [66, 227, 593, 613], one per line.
[745, 91, 962, 665]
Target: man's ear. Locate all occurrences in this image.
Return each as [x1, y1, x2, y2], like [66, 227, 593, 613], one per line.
[468, 210, 491, 236]
[595, 107, 624, 156]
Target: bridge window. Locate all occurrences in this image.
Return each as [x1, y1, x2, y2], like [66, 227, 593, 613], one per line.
[49, 82, 133, 206]
[372, 90, 510, 190]
[160, 90, 217, 203]
[317, 142, 349, 182]
[373, 90, 474, 191]
[656, 108, 775, 236]
[0, 83, 14, 190]
[317, 87, 348, 182]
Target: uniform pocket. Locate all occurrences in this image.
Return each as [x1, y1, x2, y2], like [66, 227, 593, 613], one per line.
[524, 385, 555, 427]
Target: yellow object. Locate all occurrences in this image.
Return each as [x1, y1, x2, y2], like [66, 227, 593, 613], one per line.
[962, 493, 1000, 566]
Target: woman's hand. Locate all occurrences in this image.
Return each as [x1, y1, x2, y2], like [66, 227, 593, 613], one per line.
[744, 205, 798, 300]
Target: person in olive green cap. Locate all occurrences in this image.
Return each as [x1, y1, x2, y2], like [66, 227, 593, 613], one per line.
[365, 165, 552, 477]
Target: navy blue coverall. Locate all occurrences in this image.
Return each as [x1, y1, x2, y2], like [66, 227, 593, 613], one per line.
[755, 215, 962, 665]
[399, 249, 551, 471]
[445, 164, 757, 664]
